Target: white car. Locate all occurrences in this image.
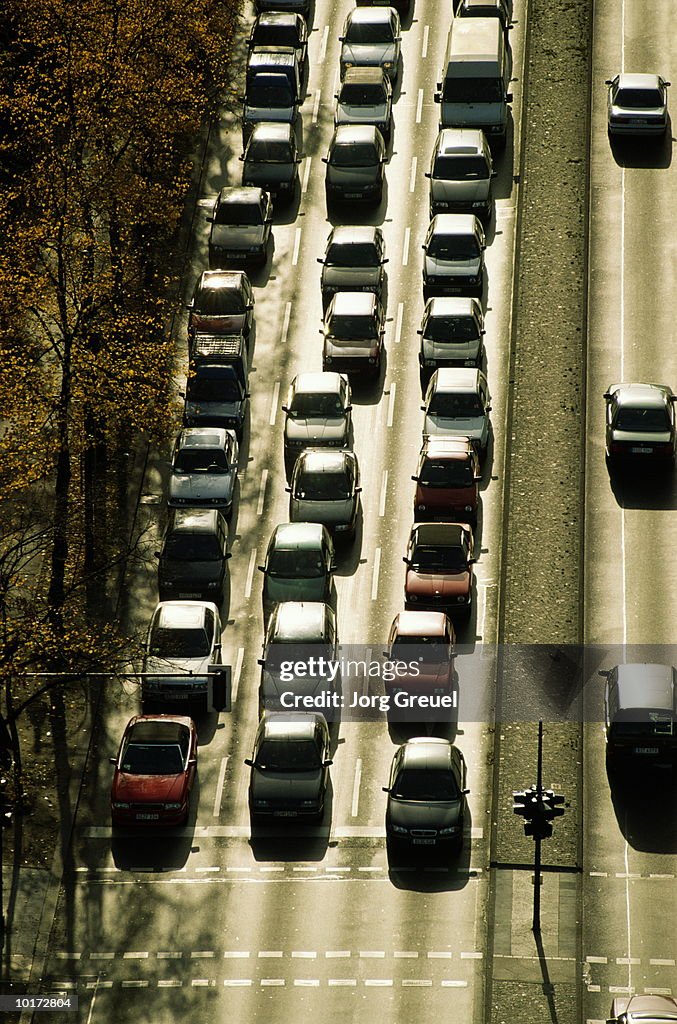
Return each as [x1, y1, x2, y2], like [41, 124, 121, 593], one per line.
[605, 72, 670, 136]
[422, 367, 491, 456]
[142, 601, 222, 708]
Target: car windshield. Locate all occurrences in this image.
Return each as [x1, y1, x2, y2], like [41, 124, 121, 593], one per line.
[424, 315, 479, 342]
[411, 545, 467, 572]
[289, 393, 345, 417]
[247, 83, 294, 107]
[120, 743, 185, 775]
[419, 459, 474, 487]
[253, 26, 298, 48]
[615, 87, 663, 108]
[328, 314, 378, 339]
[264, 644, 334, 672]
[331, 142, 378, 167]
[428, 394, 484, 417]
[214, 203, 262, 226]
[392, 768, 460, 801]
[614, 406, 671, 431]
[267, 548, 326, 578]
[173, 449, 229, 473]
[194, 289, 244, 315]
[295, 469, 352, 500]
[345, 22, 394, 43]
[164, 534, 223, 560]
[340, 83, 386, 105]
[256, 738, 321, 771]
[326, 241, 379, 266]
[432, 155, 489, 179]
[247, 140, 293, 162]
[427, 235, 480, 260]
[187, 377, 242, 402]
[149, 626, 211, 659]
[443, 78, 503, 102]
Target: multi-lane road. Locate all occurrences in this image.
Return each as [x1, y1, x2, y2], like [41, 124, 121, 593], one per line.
[26, 0, 677, 1022]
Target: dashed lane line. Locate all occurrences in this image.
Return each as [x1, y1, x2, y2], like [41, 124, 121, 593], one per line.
[415, 89, 423, 123]
[421, 26, 429, 59]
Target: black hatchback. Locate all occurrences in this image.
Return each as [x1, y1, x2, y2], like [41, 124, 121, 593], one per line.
[156, 508, 231, 602]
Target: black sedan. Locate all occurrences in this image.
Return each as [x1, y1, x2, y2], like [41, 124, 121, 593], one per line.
[241, 122, 302, 201]
[245, 713, 333, 823]
[248, 12, 308, 73]
[384, 737, 468, 855]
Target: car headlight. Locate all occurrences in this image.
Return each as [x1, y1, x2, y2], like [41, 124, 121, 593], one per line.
[164, 802, 183, 810]
[391, 824, 408, 834]
[440, 825, 461, 835]
[112, 802, 130, 810]
[325, 355, 333, 363]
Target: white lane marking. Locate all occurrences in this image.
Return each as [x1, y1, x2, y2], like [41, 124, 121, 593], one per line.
[387, 383, 396, 427]
[292, 228, 301, 266]
[651, 959, 676, 966]
[157, 952, 182, 959]
[85, 974, 101, 1024]
[329, 979, 356, 985]
[394, 951, 418, 958]
[261, 979, 285, 986]
[256, 469, 268, 516]
[460, 951, 483, 959]
[191, 950, 215, 957]
[441, 980, 468, 987]
[224, 951, 250, 958]
[589, 871, 608, 878]
[421, 25, 429, 59]
[244, 549, 257, 599]
[360, 950, 385, 958]
[428, 952, 453, 959]
[213, 756, 229, 817]
[158, 979, 182, 987]
[195, 867, 219, 874]
[224, 980, 251, 986]
[616, 957, 640, 965]
[645, 989, 674, 996]
[623, 834, 632, 993]
[269, 381, 280, 426]
[261, 866, 284, 872]
[293, 865, 317, 872]
[319, 25, 329, 63]
[402, 227, 410, 266]
[294, 979, 320, 986]
[359, 867, 381, 872]
[365, 979, 392, 986]
[301, 158, 312, 194]
[351, 759, 362, 817]
[403, 980, 432, 987]
[326, 951, 351, 958]
[409, 156, 417, 192]
[280, 301, 292, 345]
[371, 548, 381, 601]
[231, 646, 244, 703]
[586, 956, 608, 964]
[379, 470, 388, 517]
[394, 301, 403, 344]
[292, 951, 317, 958]
[416, 88, 424, 123]
[259, 951, 283, 957]
[123, 951, 148, 959]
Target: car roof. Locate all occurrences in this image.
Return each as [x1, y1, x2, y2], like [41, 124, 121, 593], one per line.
[297, 449, 355, 473]
[431, 367, 485, 392]
[411, 523, 470, 548]
[261, 712, 322, 740]
[392, 611, 449, 637]
[609, 382, 673, 407]
[197, 270, 247, 291]
[177, 428, 228, 450]
[615, 72, 664, 90]
[329, 291, 378, 316]
[342, 66, 389, 86]
[334, 123, 382, 144]
[614, 664, 676, 712]
[429, 213, 480, 236]
[127, 718, 192, 743]
[328, 225, 381, 245]
[217, 186, 265, 205]
[420, 436, 474, 459]
[168, 508, 222, 533]
[292, 371, 344, 394]
[269, 601, 333, 641]
[154, 601, 214, 629]
[436, 128, 487, 154]
[249, 121, 294, 141]
[271, 521, 326, 548]
[347, 6, 394, 22]
[400, 737, 455, 770]
[425, 296, 481, 317]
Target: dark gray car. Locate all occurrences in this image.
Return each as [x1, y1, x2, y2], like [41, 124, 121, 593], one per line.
[168, 428, 239, 517]
[283, 371, 353, 470]
[324, 124, 386, 206]
[259, 522, 336, 621]
[241, 122, 301, 201]
[318, 225, 388, 309]
[322, 290, 386, 378]
[156, 508, 231, 602]
[249, 13, 308, 74]
[257, 601, 339, 715]
[287, 449, 361, 539]
[334, 66, 393, 141]
[207, 187, 272, 268]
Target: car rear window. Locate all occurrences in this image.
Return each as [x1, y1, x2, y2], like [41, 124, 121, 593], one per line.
[392, 768, 459, 801]
[164, 534, 223, 561]
[614, 407, 671, 431]
[149, 626, 211, 659]
[214, 203, 262, 226]
[433, 156, 489, 179]
[247, 82, 294, 107]
[442, 78, 503, 103]
[120, 743, 185, 775]
[345, 21, 394, 43]
[247, 139, 293, 162]
[426, 235, 480, 260]
[615, 88, 663, 108]
[328, 314, 378, 339]
[419, 459, 474, 487]
[424, 315, 479, 342]
[289, 393, 344, 417]
[187, 377, 242, 402]
[267, 548, 325, 578]
[410, 545, 467, 572]
[173, 449, 229, 473]
[427, 393, 483, 417]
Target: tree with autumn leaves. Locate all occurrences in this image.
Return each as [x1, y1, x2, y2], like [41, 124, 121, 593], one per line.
[0, 0, 242, 788]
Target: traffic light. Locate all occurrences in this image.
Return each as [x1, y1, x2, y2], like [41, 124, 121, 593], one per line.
[0, 776, 12, 829]
[207, 665, 231, 713]
[541, 790, 566, 821]
[513, 787, 565, 840]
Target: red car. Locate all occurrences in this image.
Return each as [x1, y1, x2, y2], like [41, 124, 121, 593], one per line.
[403, 522, 475, 617]
[412, 436, 480, 523]
[386, 610, 456, 700]
[110, 715, 197, 826]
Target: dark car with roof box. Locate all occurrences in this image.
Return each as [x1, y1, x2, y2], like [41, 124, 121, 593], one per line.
[156, 508, 231, 602]
[187, 271, 254, 341]
[601, 663, 677, 771]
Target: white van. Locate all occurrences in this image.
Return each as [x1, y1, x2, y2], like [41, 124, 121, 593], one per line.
[434, 18, 512, 148]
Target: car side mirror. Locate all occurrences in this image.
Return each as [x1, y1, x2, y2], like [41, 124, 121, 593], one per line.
[602, 391, 611, 400]
[382, 786, 390, 793]
[154, 551, 161, 559]
[296, 156, 303, 163]
[338, 35, 345, 42]
[224, 552, 232, 559]
[481, 329, 486, 335]
[402, 556, 410, 565]
[258, 565, 266, 572]
[416, 329, 422, 336]
[316, 257, 324, 264]
[109, 756, 117, 765]
[244, 758, 254, 767]
[506, 93, 513, 102]
[474, 472, 482, 481]
[179, 391, 186, 399]
[246, 303, 254, 310]
[424, 172, 431, 179]
[345, 404, 353, 413]
[354, 485, 362, 494]
[604, 79, 612, 85]
[330, 562, 337, 572]
[238, 155, 244, 161]
[321, 156, 328, 164]
[420, 404, 426, 411]
[188, 758, 197, 767]
[463, 788, 470, 795]
[411, 475, 419, 482]
[381, 257, 389, 265]
[434, 93, 440, 103]
[469, 557, 477, 564]
[285, 486, 291, 493]
[281, 404, 289, 413]
[257, 658, 265, 667]
[323, 759, 333, 767]
[598, 669, 610, 678]
[486, 405, 492, 412]
[205, 215, 214, 222]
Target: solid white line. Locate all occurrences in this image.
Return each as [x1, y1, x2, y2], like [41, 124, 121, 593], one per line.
[371, 548, 381, 601]
[416, 88, 424, 123]
[394, 301, 403, 344]
[244, 549, 257, 599]
[402, 227, 410, 266]
[319, 25, 329, 62]
[269, 381, 280, 426]
[301, 158, 312, 194]
[312, 90, 321, 124]
[231, 646, 244, 703]
[280, 302, 292, 344]
[256, 469, 268, 516]
[387, 383, 396, 427]
[213, 756, 229, 817]
[351, 758, 362, 817]
[421, 25, 429, 59]
[292, 228, 301, 266]
[379, 470, 388, 517]
[409, 156, 417, 193]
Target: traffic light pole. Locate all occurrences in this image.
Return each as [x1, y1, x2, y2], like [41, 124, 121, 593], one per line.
[533, 720, 543, 934]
